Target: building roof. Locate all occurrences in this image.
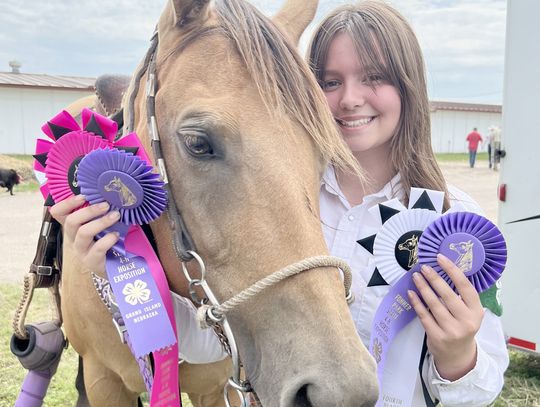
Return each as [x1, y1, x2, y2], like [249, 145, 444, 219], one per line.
[0, 70, 503, 114]
[0, 71, 95, 90]
[430, 100, 502, 113]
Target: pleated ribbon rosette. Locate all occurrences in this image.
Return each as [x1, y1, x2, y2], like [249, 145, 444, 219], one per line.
[33, 108, 151, 206]
[78, 148, 181, 406]
[360, 188, 507, 407]
[33, 109, 181, 406]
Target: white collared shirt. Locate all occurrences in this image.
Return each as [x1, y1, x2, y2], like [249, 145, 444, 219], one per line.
[320, 166, 509, 407]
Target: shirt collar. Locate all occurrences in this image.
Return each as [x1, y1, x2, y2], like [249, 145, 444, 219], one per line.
[321, 165, 403, 203]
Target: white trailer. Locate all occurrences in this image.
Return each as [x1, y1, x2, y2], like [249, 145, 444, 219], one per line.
[498, 0, 540, 354]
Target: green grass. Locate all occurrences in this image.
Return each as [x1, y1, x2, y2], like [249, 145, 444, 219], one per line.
[12, 180, 40, 193]
[2, 285, 539, 406]
[436, 152, 489, 162]
[6, 154, 35, 164]
[492, 351, 540, 406]
[0, 284, 79, 407]
[1, 154, 39, 193]
[0, 284, 193, 406]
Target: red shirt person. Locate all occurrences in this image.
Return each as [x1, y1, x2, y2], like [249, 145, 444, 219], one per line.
[466, 127, 483, 168]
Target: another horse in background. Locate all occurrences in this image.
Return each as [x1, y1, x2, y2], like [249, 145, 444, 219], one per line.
[59, 0, 379, 406]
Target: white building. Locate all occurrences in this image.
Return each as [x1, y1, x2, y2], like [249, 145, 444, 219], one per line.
[430, 100, 502, 153]
[0, 63, 94, 154]
[0, 64, 501, 155]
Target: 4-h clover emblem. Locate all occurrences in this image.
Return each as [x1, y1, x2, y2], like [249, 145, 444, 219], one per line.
[122, 279, 151, 305]
[372, 338, 383, 364]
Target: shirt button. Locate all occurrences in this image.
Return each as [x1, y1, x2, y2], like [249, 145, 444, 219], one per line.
[348, 215, 355, 221]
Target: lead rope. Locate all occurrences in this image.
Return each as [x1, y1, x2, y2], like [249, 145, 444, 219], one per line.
[182, 252, 354, 407]
[12, 274, 37, 339]
[196, 255, 354, 327]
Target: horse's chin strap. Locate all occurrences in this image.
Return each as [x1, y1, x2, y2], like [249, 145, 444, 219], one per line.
[182, 251, 354, 407]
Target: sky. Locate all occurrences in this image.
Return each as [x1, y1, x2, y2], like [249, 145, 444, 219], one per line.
[0, 0, 506, 104]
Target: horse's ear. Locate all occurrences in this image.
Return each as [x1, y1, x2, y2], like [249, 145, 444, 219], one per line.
[170, 0, 211, 27]
[273, 0, 319, 45]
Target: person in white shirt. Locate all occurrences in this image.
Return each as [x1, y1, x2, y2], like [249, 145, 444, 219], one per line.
[307, 2, 509, 406]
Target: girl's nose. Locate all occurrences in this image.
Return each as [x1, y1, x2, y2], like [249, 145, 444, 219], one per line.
[339, 83, 367, 111]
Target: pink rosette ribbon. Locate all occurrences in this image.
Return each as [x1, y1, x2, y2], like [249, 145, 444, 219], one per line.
[33, 108, 150, 206]
[32, 110, 180, 406]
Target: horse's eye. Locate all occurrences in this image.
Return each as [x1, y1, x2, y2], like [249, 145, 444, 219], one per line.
[184, 133, 214, 157]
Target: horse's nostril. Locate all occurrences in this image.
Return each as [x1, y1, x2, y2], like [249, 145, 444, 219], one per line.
[293, 384, 313, 407]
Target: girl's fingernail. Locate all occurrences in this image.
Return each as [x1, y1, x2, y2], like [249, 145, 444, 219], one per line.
[421, 264, 431, 275]
[75, 194, 86, 202]
[98, 202, 110, 210]
[412, 272, 421, 281]
[437, 253, 448, 262]
[108, 211, 120, 219]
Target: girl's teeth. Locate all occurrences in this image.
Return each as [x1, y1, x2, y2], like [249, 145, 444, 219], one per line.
[337, 117, 374, 127]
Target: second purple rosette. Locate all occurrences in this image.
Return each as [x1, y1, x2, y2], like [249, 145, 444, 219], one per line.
[77, 148, 167, 225]
[76, 147, 180, 406]
[418, 211, 507, 293]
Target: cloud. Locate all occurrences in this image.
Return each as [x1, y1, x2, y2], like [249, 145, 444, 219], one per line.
[394, 0, 506, 102]
[0, 0, 505, 103]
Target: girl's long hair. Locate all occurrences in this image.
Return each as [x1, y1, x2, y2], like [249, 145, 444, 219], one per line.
[307, 0, 450, 209]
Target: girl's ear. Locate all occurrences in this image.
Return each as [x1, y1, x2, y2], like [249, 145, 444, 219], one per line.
[273, 0, 319, 45]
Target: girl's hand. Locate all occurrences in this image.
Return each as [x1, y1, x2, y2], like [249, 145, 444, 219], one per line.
[49, 195, 121, 273]
[408, 253, 484, 381]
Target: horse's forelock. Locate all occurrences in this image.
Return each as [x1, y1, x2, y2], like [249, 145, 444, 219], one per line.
[213, 0, 362, 178]
[124, 0, 363, 176]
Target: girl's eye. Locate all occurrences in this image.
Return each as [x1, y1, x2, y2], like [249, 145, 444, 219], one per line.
[322, 79, 341, 90]
[365, 73, 384, 84]
[184, 134, 214, 157]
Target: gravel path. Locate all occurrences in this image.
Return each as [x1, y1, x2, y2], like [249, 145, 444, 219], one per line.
[0, 161, 499, 283]
[0, 191, 45, 283]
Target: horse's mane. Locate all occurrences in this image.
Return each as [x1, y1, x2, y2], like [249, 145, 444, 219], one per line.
[124, 0, 361, 176]
[214, 0, 361, 176]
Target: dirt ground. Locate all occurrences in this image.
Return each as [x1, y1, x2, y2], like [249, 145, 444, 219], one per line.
[0, 161, 499, 284]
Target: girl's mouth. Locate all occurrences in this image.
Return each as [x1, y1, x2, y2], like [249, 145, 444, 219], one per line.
[335, 116, 375, 128]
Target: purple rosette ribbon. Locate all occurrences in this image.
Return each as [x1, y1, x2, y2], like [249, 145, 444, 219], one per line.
[77, 148, 180, 406]
[418, 211, 507, 292]
[368, 191, 507, 407]
[77, 148, 167, 226]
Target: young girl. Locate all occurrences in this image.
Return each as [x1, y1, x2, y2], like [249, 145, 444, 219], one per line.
[308, 2, 508, 406]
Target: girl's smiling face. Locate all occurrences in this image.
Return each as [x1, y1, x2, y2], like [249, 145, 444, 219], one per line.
[322, 32, 401, 156]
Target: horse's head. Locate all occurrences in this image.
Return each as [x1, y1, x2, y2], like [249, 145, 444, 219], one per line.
[104, 176, 122, 192]
[398, 235, 418, 251]
[450, 240, 474, 255]
[126, 0, 378, 404]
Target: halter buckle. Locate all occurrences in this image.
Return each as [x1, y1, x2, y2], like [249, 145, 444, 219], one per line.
[112, 316, 127, 344]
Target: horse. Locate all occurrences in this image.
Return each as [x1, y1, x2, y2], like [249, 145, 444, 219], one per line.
[58, 0, 379, 406]
[104, 176, 138, 207]
[398, 234, 419, 269]
[449, 240, 475, 273]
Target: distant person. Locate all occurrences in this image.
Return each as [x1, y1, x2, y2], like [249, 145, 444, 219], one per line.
[466, 127, 483, 168]
[490, 126, 502, 171]
[486, 127, 494, 169]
